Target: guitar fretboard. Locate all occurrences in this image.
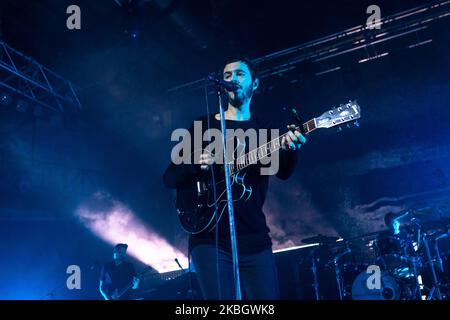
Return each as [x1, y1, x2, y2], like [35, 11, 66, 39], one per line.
[229, 118, 316, 176]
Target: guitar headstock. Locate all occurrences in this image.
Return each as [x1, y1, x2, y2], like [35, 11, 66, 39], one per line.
[315, 100, 361, 129]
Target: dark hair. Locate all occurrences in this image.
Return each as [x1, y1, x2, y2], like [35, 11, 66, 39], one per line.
[223, 56, 258, 82]
[384, 213, 395, 226]
[114, 243, 128, 251]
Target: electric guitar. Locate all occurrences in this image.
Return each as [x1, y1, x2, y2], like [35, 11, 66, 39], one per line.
[109, 266, 152, 300]
[175, 101, 361, 234]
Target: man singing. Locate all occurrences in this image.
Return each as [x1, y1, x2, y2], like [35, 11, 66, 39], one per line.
[163, 57, 306, 299]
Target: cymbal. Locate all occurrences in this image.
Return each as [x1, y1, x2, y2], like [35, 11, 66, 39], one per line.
[301, 234, 339, 244]
[412, 206, 434, 215]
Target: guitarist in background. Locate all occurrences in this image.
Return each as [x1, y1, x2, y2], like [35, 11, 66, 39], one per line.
[99, 243, 140, 300]
[163, 57, 306, 299]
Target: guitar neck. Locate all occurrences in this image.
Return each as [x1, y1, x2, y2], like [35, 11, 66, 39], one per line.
[229, 118, 317, 175]
[117, 267, 152, 298]
[117, 282, 133, 298]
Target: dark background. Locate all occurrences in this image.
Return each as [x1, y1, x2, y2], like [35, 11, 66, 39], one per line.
[0, 0, 449, 299]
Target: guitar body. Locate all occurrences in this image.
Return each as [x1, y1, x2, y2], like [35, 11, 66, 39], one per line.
[174, 101, 361, 234]
[176, 168, 252, 234]
[106, 266, 152, 300]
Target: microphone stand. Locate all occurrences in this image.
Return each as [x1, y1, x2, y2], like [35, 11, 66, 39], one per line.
[174, 258, 185, 272]
[216, 85, 242, 300]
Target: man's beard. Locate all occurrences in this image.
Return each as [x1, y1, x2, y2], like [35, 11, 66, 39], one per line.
[228, 85, 253, 107]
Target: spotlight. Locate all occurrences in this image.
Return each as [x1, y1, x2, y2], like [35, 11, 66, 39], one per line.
[0, 93, 13, 107]
[76, 192, 189, 273]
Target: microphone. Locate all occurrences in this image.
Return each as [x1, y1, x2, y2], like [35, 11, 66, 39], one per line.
[384, 210, 411, 225]
[207, 75, 238, 92]
[391, 210, 411, 221]
[385, 210, 411, 235]
[174, 258, 184, 272]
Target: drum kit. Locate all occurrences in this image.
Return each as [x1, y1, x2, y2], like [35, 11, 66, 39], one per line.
[302, 208, 450, 300]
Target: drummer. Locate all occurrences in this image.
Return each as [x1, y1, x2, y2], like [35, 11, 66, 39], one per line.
[375, 212, 416, 275]
[385, 212, 401, 236]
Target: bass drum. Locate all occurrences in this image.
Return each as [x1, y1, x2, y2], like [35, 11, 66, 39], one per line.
[374, 235, 411, 276]
[351, 271, 401, 300]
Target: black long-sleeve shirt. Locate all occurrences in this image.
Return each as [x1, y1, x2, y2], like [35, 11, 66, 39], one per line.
[163, 114, 298, 254]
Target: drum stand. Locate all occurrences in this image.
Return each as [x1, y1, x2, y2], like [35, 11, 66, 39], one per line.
[310, 249, 320, 300]
[435, 233, 448, 274]
[408, 253, 423, 300]
[332, 246, 352, 300]
[422, 232, 442, 300]
[411, 218, 442, 300]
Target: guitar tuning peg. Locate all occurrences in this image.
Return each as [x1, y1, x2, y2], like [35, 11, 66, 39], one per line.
[336, 127, 343, 133]
[353, 120, 360, 128]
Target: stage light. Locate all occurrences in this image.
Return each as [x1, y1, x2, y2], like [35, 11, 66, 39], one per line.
[0, 92, 12, 106]
[76, 192, 188, 273]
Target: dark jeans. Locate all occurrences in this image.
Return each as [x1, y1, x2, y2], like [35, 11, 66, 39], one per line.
[191, 244, 280, 300]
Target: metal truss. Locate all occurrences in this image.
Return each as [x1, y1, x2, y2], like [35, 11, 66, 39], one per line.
[0, 41, 81, 112]
[168, 0, 450, 93]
